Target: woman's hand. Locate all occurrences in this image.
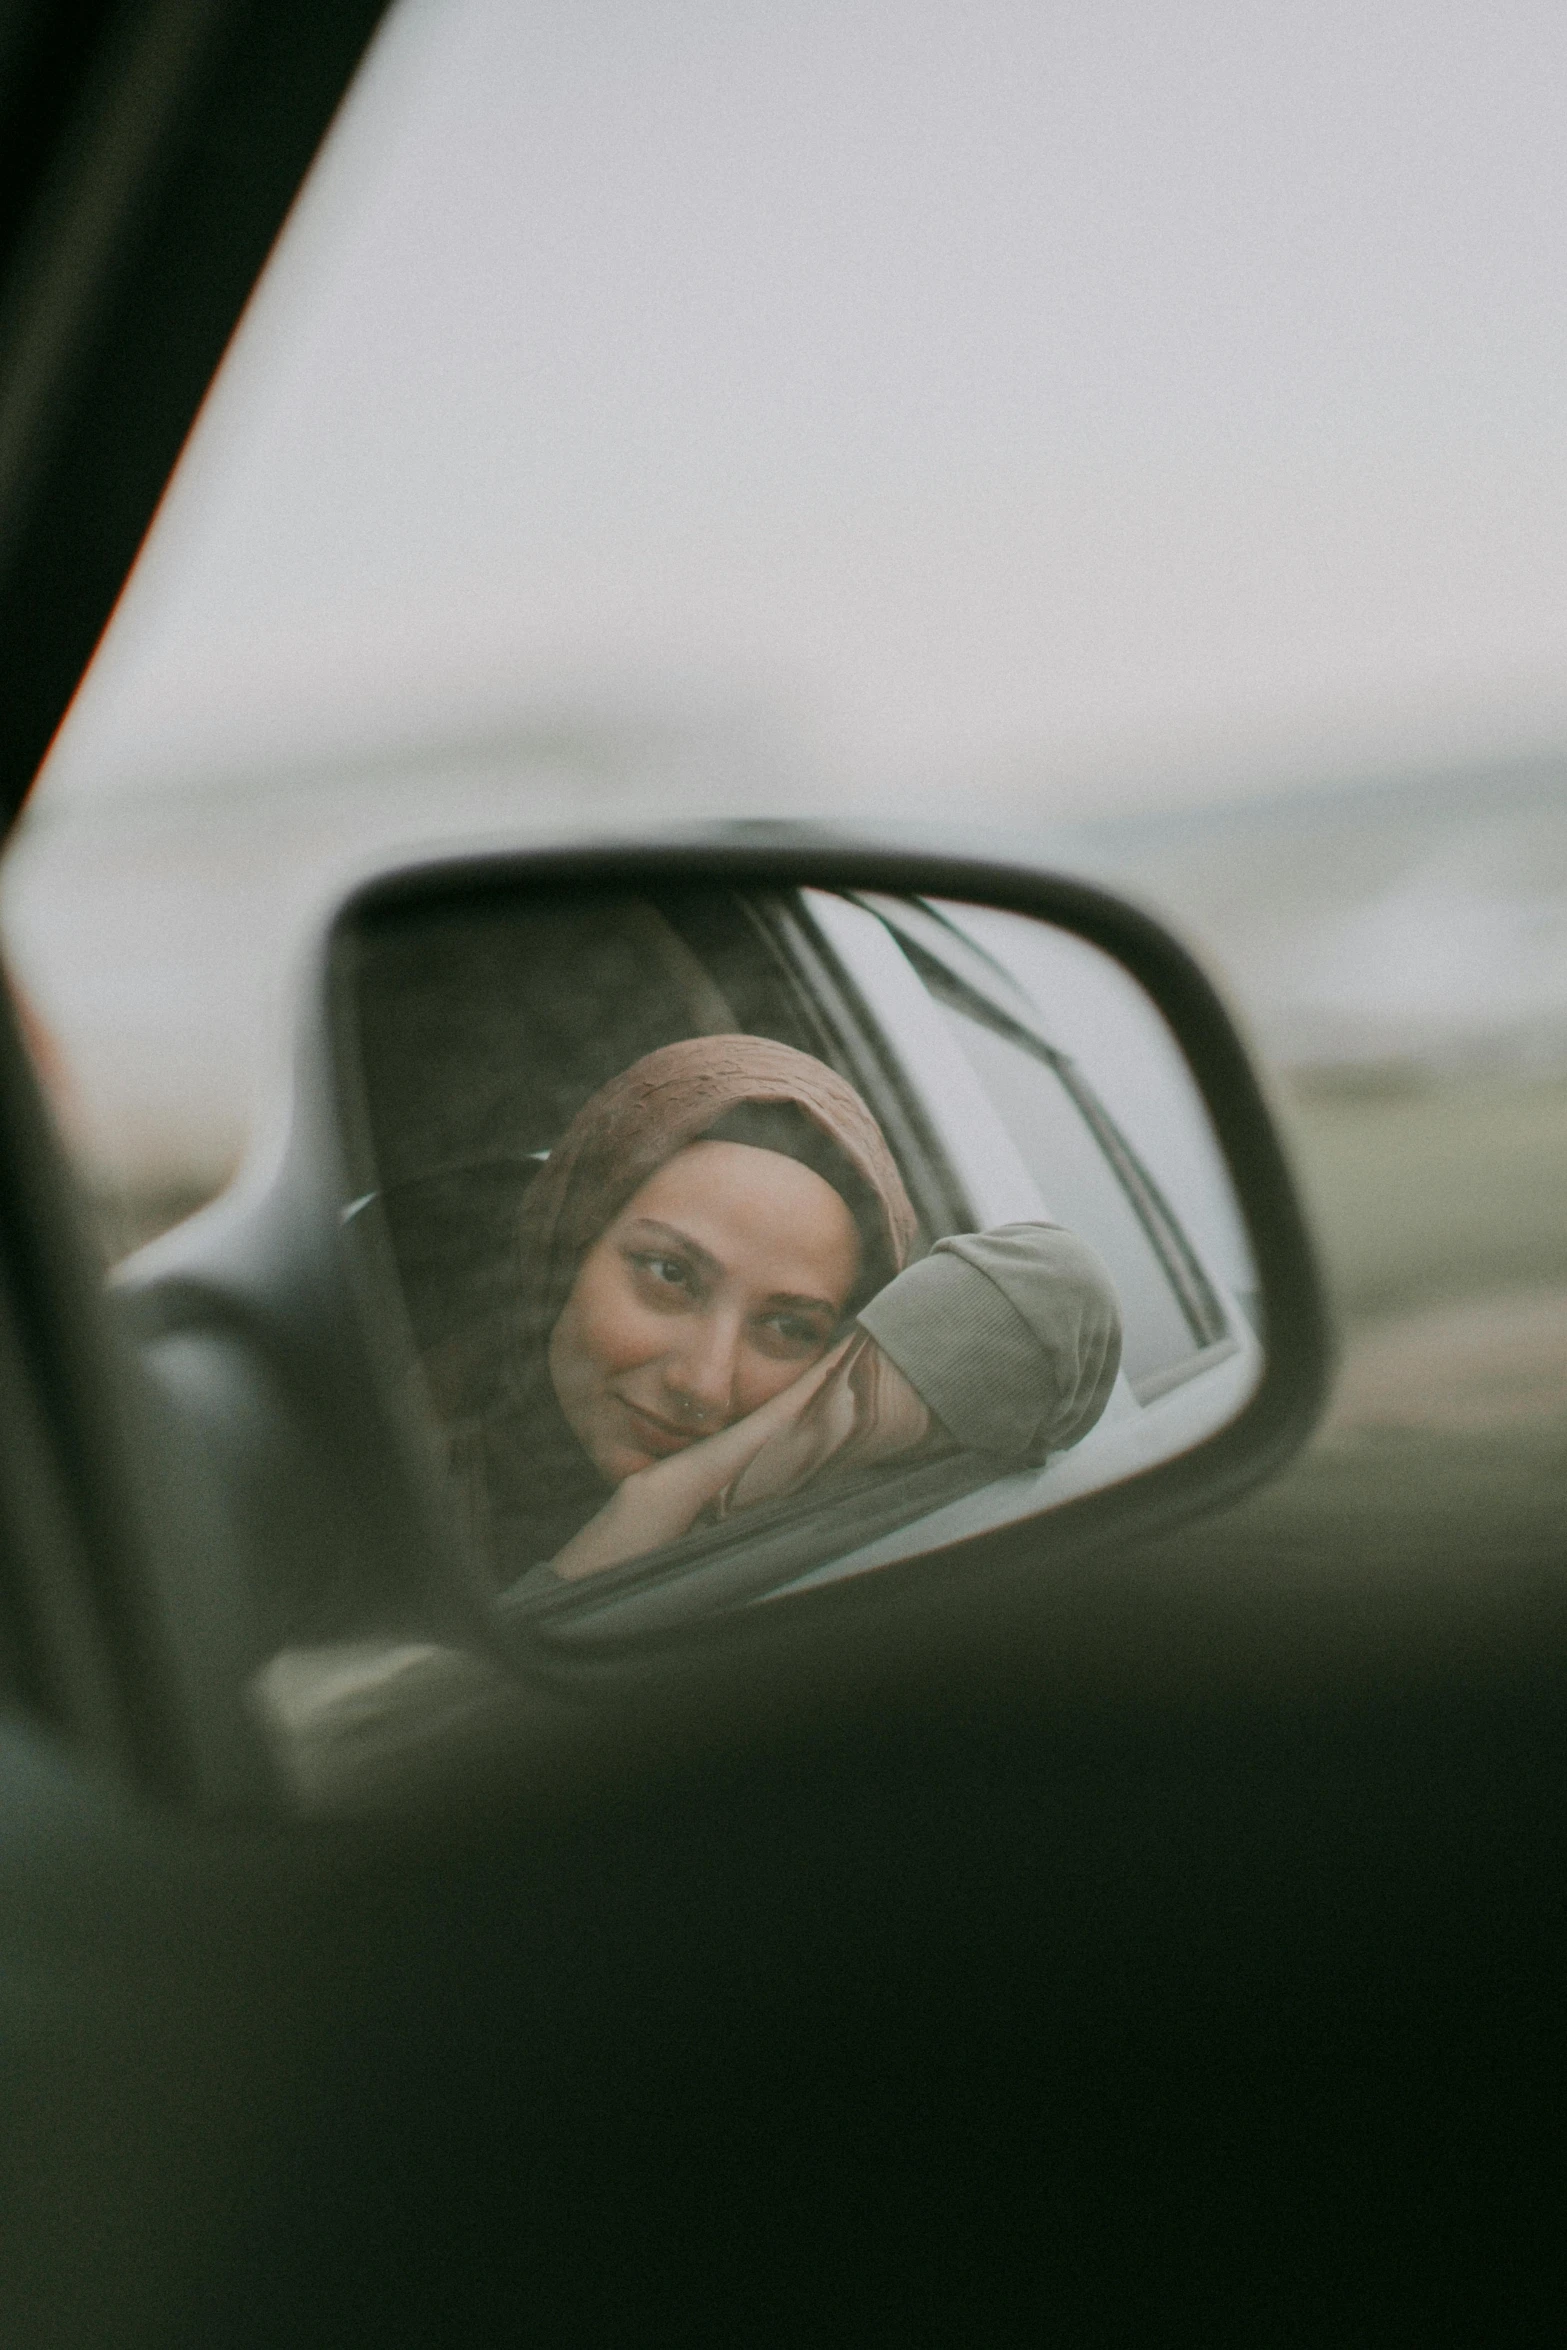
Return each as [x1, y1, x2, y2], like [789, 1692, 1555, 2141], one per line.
[722, 1335, 932, 1515]
[547, 1338, 855, 1582]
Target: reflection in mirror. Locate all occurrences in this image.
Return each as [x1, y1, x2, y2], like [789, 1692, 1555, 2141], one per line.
[338, 882, 1260, 1643]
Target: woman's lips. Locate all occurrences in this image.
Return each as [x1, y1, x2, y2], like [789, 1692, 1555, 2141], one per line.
[616, 1398, 698, 1458]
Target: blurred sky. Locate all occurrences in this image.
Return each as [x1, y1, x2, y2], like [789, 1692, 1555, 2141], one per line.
[34, 0, 1567, 821]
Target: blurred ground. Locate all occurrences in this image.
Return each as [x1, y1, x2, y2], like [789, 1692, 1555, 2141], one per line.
[1281, 1069, 1567, 1321]
[1131, 1069, 1566, 1598]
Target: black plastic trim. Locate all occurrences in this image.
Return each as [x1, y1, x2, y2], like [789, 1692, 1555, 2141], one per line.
[0, 0, 393, 832]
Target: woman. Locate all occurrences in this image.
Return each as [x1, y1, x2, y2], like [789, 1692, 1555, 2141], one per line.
[450, 1034, 913, 1579]
[450, 1034, 1121, 1589]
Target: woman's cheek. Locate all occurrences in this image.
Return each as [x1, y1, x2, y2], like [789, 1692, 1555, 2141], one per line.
[552, 1255, 648, 1410]
[582, 1261, 673, 1377]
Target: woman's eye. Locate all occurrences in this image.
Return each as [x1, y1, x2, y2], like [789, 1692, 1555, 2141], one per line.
[631, 1251, 691, 1292]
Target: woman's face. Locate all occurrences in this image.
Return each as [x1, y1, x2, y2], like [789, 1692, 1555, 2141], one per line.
[548, 1139, 862, 1483]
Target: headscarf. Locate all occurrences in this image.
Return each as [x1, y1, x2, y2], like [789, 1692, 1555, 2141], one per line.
[511, 1034, 918, 1362]
[455, 1036, 918, 1572]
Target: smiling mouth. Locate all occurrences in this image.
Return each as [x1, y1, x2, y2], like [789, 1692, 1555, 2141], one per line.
[617, 1399, 700, 1456]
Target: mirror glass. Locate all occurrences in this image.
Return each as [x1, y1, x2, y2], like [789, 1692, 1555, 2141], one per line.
[341, 882, 1260, 1638]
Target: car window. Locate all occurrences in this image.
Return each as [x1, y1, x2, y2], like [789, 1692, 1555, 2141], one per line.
[845, 895, 1240, 1396]
[927, 1006, 1219, 1399]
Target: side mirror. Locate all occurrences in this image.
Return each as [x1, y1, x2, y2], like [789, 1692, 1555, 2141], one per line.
[120, 833, 1331, 1788]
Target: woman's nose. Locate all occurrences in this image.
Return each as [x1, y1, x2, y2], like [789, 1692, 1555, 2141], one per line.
[662, 1312, 740, 1427]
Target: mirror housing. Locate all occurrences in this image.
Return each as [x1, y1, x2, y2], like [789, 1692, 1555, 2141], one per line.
[117, 829, 1332, 1726]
